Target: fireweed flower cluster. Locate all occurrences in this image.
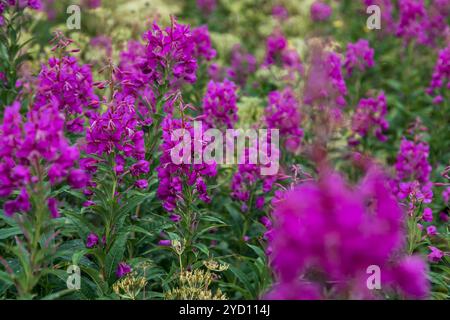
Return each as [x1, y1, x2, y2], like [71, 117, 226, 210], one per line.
[208, 45, 257, 88]
[230, 162, 278, 213]
[349, 92, 389, 145]
[116, 40, 159, 122]
[394, 137, 433, 206]
[266, 169, 429, 299]
[116, 262, 132, 278]
[191, 25, 217, 62]
[85, 95, 148, 178]
[0, 102, 88, 216]
[0, 0, 41, 26]
[344, 39, 375, 76]
[303, 48, 347, 111]
[310, 1, 332, 22]
[230, 145, 280, 212]
[263, 32, 304, 78]
[117, 22, 215, 116]
[34, 56, 99, 133]
[272, 4, 289, 21]
[227, 44, 257, 87]
[265, 88, 303, 152]
[156, 116, 217, 212]
[396, 0, 450, 46]
[143, 19, 198, 86]
[201, 79, 238, 129]
[427, 45, 450, 104]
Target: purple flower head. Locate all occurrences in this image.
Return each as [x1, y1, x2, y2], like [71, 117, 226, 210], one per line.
[427, 45, 450, 101]
[116, 262, 132, 278]
[265, 88, 303, 152]
[135, 179, 148, 189]
[158, 239, 172, 246]
[202, 79, 238, 129]
[395, 138, 432, 185]
[426, 225, 437, 236]
[428, 246, 444, 262]
[422, 207, 433, 222]
[263, 32, 304, 78]
[310, 1, 332, 21]
[267, 167, 428, 299]
[86, 95, 148, 177]
[304, 49, 347, 109]
[344, 39, 375, 76]
[396, 0, 450, 46]
[227, 44, 257, 87]
[34, 56, 98, 133]
[272, 5, 289, 20]
[156, 116, 217, 212]
[349, 92, 389, 144]
[143, 19, 198, 86]
[0, 102, 86, 217]
[192, 25, 217, 61]
[47, 197, 59, 218]
[169, 214, 182, 223]
[86, 232, 99, 248]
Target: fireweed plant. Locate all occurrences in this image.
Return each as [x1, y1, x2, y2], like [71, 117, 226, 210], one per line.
[0, 0, 449, 300]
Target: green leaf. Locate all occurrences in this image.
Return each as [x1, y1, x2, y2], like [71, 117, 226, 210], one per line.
[0, 226, 21, 240]
[105, 232, 129, 284]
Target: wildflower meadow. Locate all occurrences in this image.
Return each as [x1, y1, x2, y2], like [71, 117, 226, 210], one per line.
[0, 0, 449, 303]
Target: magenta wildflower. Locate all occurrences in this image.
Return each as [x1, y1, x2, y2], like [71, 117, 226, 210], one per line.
[143, 19, 198, 86]
[47, 197, 59, 218]
[428, 246, 444, 262]
[422, 207, 433, 222]
[191, 25, 217, 61]
[395, 138, 432, 185]
[265, 88, 303, 152]
[392, 135, 434, 211]
[344, 39, 375, 76]
[304, 50, 347, 109]
[349, 93, 389, 145]
[34, 56, 98, 133]
[86, 232, 99, 248]
[116, 262, 132, 278]
[86, 95, 147, 165]
[426, 225, 437, 236]
[267, 168, 429, 299]
[427, 45, 450, 102]
[158, 239, 172, 246]
[135, 179, 148, 189]
[0, 102, 86, 217]
[396, 0, 450, 46]
[310, 1, 332, 22]
[230, 148, 279, 212]
[272, 5, 289, 20]
[264, 32, 303, 78]
[201, 79, 238, 129]
[227, 44, 257, 87]
[156, 116, 217, 211]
